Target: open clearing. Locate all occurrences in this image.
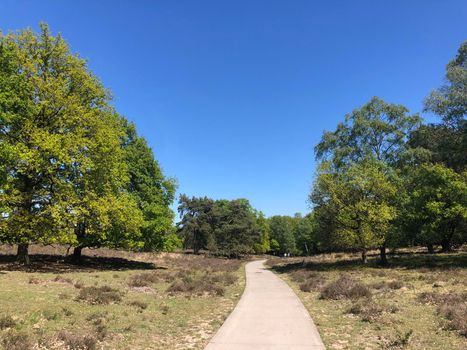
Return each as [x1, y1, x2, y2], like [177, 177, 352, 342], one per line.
[0, 246, 245, 350]
[267, 247, 467, 350]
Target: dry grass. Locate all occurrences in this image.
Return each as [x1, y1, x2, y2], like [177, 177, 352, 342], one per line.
[268, 247, 467, 349]
[0, 245, 246, 349]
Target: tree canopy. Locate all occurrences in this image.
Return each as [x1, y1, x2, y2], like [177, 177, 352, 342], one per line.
[0, 24, 176, 263]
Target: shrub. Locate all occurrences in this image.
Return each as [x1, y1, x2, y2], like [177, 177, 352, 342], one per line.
[220, 272, 238, 286]
[417, 292, 467, 337]
[62, 307, 73, 317]
[320, 275, 371, 300]
[76, 286, 122, 305]
[417, 292, 466, 305]
[438, 303, 467, 336]
[128, 300, 148, 310]
[42, 310, 60, 321]
[0, 315, 16, 330]
[166, 273, 225, 296]
[387, 280, 404, 290]
[57, 331, 97, 350]
[86, 311, 108, 322]
[1, 331, 33, 350]
[28, 277, 41, 284]
[74, 281, 85, 289]
[348, 283, 372, 299]
[53, 275, 74, 284]
[160, 305, 169, 315]
[387, 330, 413, 348]
[371, 280, 404, 291]
[347, 300, 395, 322]
[299, 277, 326, 293]
[59, 292, 71, 300]
[127, 272, 159, 287]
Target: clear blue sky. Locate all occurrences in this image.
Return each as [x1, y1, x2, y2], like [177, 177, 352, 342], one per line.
[1, 1, 466, 217]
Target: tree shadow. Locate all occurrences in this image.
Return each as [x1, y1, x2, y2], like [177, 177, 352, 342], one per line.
[269, 251, 467, 275]
[0, 253, 163, 273]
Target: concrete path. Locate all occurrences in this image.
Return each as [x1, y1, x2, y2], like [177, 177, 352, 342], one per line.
[205, 260, 325, 350]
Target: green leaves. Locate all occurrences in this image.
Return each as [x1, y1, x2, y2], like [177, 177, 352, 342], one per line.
[424, 41, 467, 128]
[0, 23, 175, 257]
[312, 97, 414, 261]
[315, 97, 421, 169]
[313, 160, 397, 254]
[405, 164, 467, 250]
[177, 195, 261, 257]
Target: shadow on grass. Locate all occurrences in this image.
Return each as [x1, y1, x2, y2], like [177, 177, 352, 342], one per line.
[0, 253, 161, 273]
[269, 251, 467, 275]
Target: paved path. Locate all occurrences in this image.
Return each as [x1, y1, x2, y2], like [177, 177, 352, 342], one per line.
[205, 260, 325, 350]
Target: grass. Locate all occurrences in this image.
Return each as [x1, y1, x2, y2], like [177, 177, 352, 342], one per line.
[267, 247, 467, 350]
[0, 245, 246, 349]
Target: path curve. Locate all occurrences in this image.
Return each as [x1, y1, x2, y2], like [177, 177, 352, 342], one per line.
[205, 259, 325, 350]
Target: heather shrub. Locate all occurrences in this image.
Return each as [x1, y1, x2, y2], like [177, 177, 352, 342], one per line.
[76, 286, 122, 305]
[320, 275, 371, 300]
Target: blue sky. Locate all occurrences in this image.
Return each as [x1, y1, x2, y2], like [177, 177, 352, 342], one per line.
[1, 1, 466, 217]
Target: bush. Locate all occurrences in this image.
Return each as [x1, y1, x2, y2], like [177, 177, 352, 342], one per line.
[299, 278, 326, 293]
[57, 331, 97, 350]
[387, 280, 404, 290]
[128, 300, 148, 310]
[347, 301, 384, 322]
[76, 286, 122, 305]
[127, 272, 159, 287]
[166, 273, 225, 296]
[28, 277, 41, 284]
[418, 292, 467, 337]
[53, 275, 74, 284]
[438, 302, 467, 336]
[0, 315, 16, 330]
[320, 275, 371, 300]
[74, 281, 85, 289]
[370, 280, 404, 291]
[418, 292, 466, 305]
[1, 331, 33, 350]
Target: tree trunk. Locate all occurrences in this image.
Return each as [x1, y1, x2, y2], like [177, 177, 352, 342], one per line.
[440, 240, 452, 253]
[72, 246, 83, 262]
[361, 249, 368, 264]
[440, 226, 456, 253]
[379, 245, 388, 265]
[427, 243, 434, 254]
[17, 243, 30, 265]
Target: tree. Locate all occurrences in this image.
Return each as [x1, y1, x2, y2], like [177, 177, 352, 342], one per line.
[212, 199, 260, 257]
[405, 164, 467, 252]
[315, 97, 421, 170]
[0, 24, 163, 263]
[311, 161, 397, 263]
[425, 41, 466, 128]
[294, 213, 317, 255]
[408, 124, 465, 172]
[177, 195, 215, 254]
[122, 121, 176, 251]
[0, 24, 125, 263]
[313, 97, 420, 262]
[420, 41, 467, 172]
[253, 212, 270, 254]
[268, 216, 296, 255]
[68, 111, 145, 260]
[177, 195, 261, 257]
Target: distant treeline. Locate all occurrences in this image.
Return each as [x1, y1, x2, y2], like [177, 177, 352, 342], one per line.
[177, 41, 466, 262]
